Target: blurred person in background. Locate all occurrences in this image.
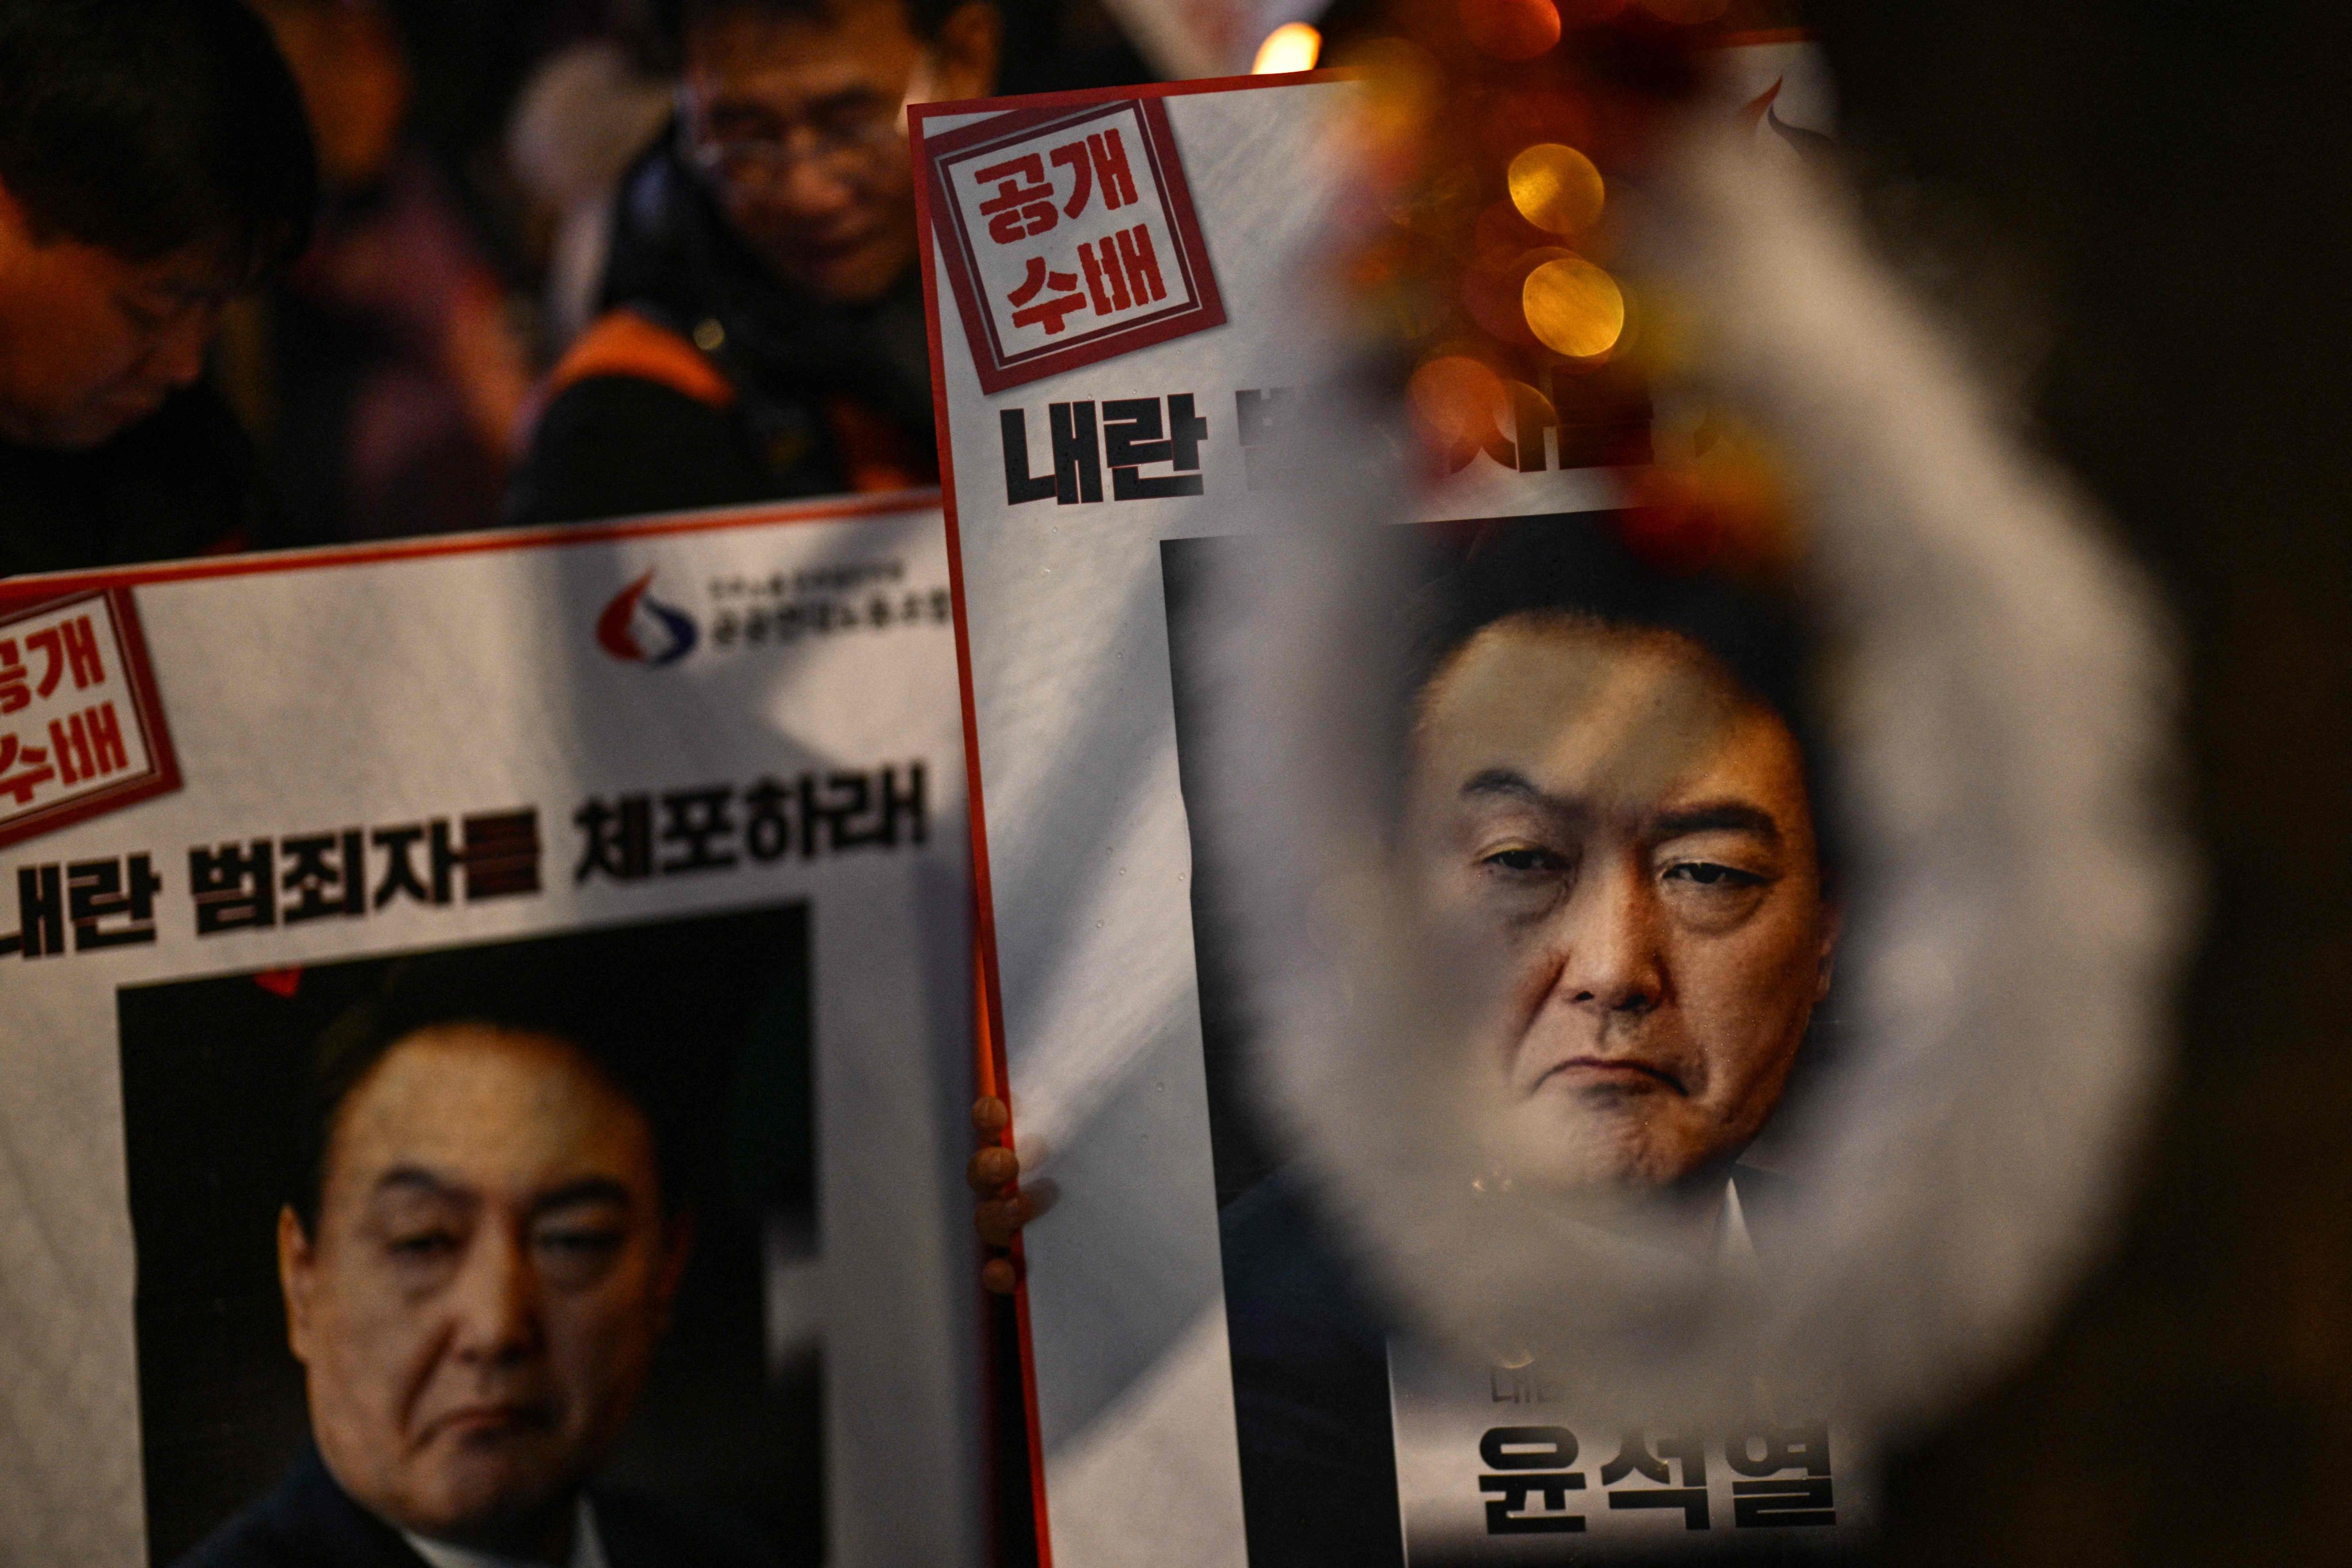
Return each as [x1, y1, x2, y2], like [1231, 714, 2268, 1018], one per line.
[506, 0, 1002, 524]
[506, 35, 677, 357]
[223, 0, 536, 543]
[0, 0, 315, 578]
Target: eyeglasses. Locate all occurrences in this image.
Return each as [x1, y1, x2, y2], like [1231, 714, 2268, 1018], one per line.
[679, 55, 936, 187]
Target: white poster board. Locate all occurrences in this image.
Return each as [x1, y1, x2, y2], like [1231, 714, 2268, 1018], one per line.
[916, 52, 1848, 1568]
[0, 495, 982, 1568]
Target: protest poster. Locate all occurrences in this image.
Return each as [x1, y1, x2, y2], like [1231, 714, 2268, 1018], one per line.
[915, 46, 1852, 1568]
[0, 495, 982, 1568]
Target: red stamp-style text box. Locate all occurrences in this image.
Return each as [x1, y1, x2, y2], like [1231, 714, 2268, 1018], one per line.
[925, 98, 1226, 394]
[0, 588, 180, 849]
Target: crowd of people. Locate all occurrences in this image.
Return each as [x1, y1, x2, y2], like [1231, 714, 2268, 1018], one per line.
[0, 0, 1152, 578]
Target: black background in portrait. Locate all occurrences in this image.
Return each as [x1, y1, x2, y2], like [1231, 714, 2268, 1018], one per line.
[1163, 536, 1409, 1568]
[119, 905, 819, 1567]
[1161, 535, 1282, 1213]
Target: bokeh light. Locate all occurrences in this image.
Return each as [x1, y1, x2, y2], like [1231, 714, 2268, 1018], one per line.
[1252, 22, 1322, 74]
[1463, 243, 1570, 346]
[1521, 255, 1625, 358]
[1470, 199, 1546, 270]
[1407, 354, 1509, 451]
[1457, 0, 1562, 61]
[1346, 36, 1442, 147]
[1507, 142, 1605, 235]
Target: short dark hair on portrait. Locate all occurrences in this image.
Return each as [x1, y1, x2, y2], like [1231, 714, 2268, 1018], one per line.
[1413, 513, 1841, 887]
[291, 935, 710, 1236]
[668, 0, 972, 46]
[0, 0, 316, 277]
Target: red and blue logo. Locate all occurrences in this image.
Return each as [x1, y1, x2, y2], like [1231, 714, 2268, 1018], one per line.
[596, 571, 699, 667]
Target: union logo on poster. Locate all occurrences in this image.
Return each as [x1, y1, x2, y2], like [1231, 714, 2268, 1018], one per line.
[925, 98, 1226, 393]
[0, 588, 181, 849]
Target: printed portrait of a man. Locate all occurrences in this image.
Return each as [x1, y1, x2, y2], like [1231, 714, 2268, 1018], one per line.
[119, 909, 817, 1568]
[1163, 515, 1841, 1566]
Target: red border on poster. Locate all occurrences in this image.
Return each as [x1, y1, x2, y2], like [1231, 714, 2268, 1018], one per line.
[925, 95, 1227, 395]
[913, 69, 1344, 1568]
[0, 491, 940, 847]
[0, 489, 937, 605]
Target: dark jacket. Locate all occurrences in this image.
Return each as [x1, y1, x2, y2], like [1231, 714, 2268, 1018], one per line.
[507, 138, 937, 527]
[173, 1445, 758, 1568]
[0, 384, 273, 578]
[1219, 1169, 1407, 1568]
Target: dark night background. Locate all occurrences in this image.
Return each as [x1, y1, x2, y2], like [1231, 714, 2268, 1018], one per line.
[1807, 6, 2352, 1564]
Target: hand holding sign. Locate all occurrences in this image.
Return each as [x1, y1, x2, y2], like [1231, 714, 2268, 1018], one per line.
[968, 1095, 1038, 1295]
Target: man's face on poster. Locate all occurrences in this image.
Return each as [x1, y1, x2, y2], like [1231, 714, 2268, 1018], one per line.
[278, 1026, 688, 1550]
[1407, 615, 1837, 1191]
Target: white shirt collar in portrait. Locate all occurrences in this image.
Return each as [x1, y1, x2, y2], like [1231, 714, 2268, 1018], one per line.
[402, 1496, 609, 1568]
[1715, 1171, 1763, 1281]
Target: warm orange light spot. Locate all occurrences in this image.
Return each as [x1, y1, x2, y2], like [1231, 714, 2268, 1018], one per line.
[1348, 36, 1441, 99]
[1458, 0, 1562, 61]
[1408, 355, 1508, 449]
[1507, 142, 1605, 235]
[1621, 420, 1798, 577]
[1462, 243, 1569, 346]
[1469, 200, 1544, 269]
[1522, 256, 1625, 358]
[1345, 36, 1441, 142]
[1252, 22, 1321, 74]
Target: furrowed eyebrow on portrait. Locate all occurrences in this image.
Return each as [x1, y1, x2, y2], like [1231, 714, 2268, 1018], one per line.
[121, 907, 817, 1568]
[1163, 513, 1840, 1565]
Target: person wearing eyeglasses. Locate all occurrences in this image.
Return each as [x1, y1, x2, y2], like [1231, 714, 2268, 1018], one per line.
[0, 0, 315, 577]
[505, 0, 1000, 526]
